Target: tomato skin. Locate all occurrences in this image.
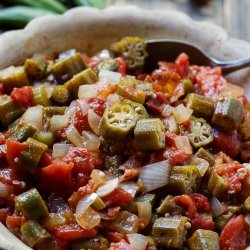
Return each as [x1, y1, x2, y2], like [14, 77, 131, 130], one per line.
[174, 194, 197, 218]
[0, 83, 4, 95]
[88, 97, 106, 117]
[114, 57, 127, 75]
[175, 53, 189, 78]
[190, 193, 211, 213]
[220, 215, 247, 250]
[0, 168, 16, 185]
[191, 215, 215, 231]
[54, 223, 97, 240]
[6, 215, 26, 229]
[10, 86, 33, 108]
[72, 105, 91, 134]
[146, 98, 163, 115]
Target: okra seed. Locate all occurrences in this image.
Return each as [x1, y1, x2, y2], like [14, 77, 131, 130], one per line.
[184, 222, 191, 229]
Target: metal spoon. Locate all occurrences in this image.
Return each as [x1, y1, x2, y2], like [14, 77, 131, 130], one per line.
[145, 40, 250, 75]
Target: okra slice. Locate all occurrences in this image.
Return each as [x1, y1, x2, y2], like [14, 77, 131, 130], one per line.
[137, 194, 156, 207]
[117, 78, 146, 104]
[194, 147, 215, 167]
[15, 188, 49, 220]
[134, 118, 165, 150]
[44, 106, 66, 116]
[168, 165, 201, 194]
[51, 52, 86, 83]
[32, 85, 52, 107]
[215, 211, 233, 231]
[52, 85, 72, 105]
[99, 103, 138, 140]
[111, 36, 148, 69]
[33, 131, 55, 148]
[156, 195, 184, 215]
[122, 99, 149, 119]
[0, 95, 25, 126]
[152, 216, 189, 248]
[212, 97, 244, 132]
[183, 79, 195, 95]
[187, 229, 220, 250]
[186, 93, 214, 120]
[95, 59, 119, 72]
[64, 68, 98, 97]
[10, 123, 37, 142]
[24, 55, 48, 80]
[208, 171, 228, 199]
[0, 66, 29, 91]
[21, 220, 50, 248]
[19, 138, 48, 173]
[181, 117, 213, 148]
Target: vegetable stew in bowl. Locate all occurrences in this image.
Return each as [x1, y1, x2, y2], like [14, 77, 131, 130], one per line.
[0, 37, 249, 250]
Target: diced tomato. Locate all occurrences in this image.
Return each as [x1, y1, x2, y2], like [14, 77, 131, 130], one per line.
[54, 223, 97, 240]
[220, 215, 247, 250]
[88, 97, 106, 117]
[55, 127, 67, 141]
[190, 193, 211, 213]
[114, 57, 127, 75]
[106, 232, 125, 243]
[0, 133, 6, 145]
[163, 146, 191, 166]
[191, 214, 215, 231]
[239, 168, 250, 201]
[10, 86, 33, 108]
[102, 187, 132, 207]
[175, 53, 189, 78]
[174, 195, 197, 218]
[72, 105, 91, 134]
[6, 215, 26, 229]
[210, 129, 240, 158]
[40, 161, 74, 194]
[146, 98, 163, 115]
[39, 152, 52, 167]
[158, 61, 176, 72]
[0, 83, 4, 95]
[76, 180, 98, 200]
[73, 173, 90, 190]
[0, 208, 10, 223]
[136, 73, 148, 81]
[109, 239, 133, 250]
[6, 139, 28, 169]
[156, 91, 169, 104]
[63, 147, 96, 175]
[0, 168, 16, 185]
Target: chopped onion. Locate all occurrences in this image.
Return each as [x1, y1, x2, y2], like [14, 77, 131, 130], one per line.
[75, 193, 101, 229]
[127, 234, 148, 250]
[162, 105, 174, 117]
[78, 84, 97, 99]
[191, 156, 209, 177]
[99, 69, 122, 85]
[120, 181, 139, 197]
[88, 109, 101, 135]
[139, 161, 170, 192]
[22, 105, 43, 130]
[77, 99, 89, 116]
[96, 178, 119, 197]
[106, 94, 121, 106]
[66, 125, 84, 147]
[90, 169, 107, 185]
[0, 182, 13, 198]
[49, 114, 69, 132]
[136, 202, 152, 228]
[174, 135, 192, 154]
[173, 104, 193, 124]
[220, 82, 244, 98]
[210, 196, 226, 218]
[95, 49, 111, 60]
[59, 49, 76, 60]
[0, 66, 15, 79]
[52, 143, 71, 159]
[66, 100, 78, 117]
[82, 131, 100, 151]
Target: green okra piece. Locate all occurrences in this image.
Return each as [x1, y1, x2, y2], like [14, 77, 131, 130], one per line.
[212, 97, 244, 132]
[136, 194, 156, 207]
[19, 138, 48, 173]
[111, 37, 148, 69]
[44, 106, 66, 116]
[99, 103, 138, 140]
[183, 79, 195, 95]
[15, 188, 49, 220]
[152, 216, 189, 249]
[21, 220, 50, 248]
[134, 118, 165, 150]
[95, 59, 119, 72]
[240, 117, 250, 141]
[168, 165, 201, 194]
[64, 68, 98, 97]
[186, 93, 214, 120]
[208, 171, 228, 199]
[194, 147, 215, 167]
[52, 53, 87, 84]
[122, 99, 149, 119]
[52, 85, 72, 105]
[33, 131, 55, 148]
[92, 196, 106, 211]
[187, 229, 220, 250]
[10, 123, 37, 142]
[24, 55, 48, 80]
[215, 211, 233, 231]
[0, 95, 25, 127]
[117, 78, 146, 104]
[135, 82, 154, 98]
[156, 195, 184, 215]
[32, 85, 52, 107]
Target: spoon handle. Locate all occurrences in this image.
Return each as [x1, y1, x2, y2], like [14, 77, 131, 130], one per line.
[214, 57, 250, 75]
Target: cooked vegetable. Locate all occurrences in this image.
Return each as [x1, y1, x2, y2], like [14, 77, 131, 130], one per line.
[194, 147, 215, 167]
[33, 131, 55, 148]
[208, 171, 228, 199]
[122, 99, 149, 119]
[32, 85, 52, 107]
[212, 97, 244, 132]
[134, 118, 165, 150]
[10, 123, 37, 142]
[52, 85, 72, 105]
[44, 106, 66, 116]
[156, 195, 183, 215]
[96, 59, 119, 72]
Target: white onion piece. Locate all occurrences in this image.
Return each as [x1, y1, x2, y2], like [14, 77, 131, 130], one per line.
[77, 99, 89, 116]
[173, 104, 193, 124]
[76, 193, 98, 215]
[191, 156, 209, 177]
[52, 143, 71, 159]
[120, 181, 139, 197]
[210, 196, 226, 218]
[106, 94, 121, 106]
[136, 202, 152, 228]
[96, 178, 119, 197]
[90, 169, 106, 185]
[66, 125, 84, 147]
[127, 234, 148, 250]
[139, 160, 170, 192]
[174, 136, 192, 154]
[221, 82, 244, 98]
[99, 69, 122, 85]
[0, 182, 13, 198]
[66, 100, 78, 118]
[78, 84, 97, 99]
[49, 114, 69, 132]
[0, 66, 15, 79]
[22, 106, 43, 130]
[82, 131, 100, 152]
[88, 109, 101, 135]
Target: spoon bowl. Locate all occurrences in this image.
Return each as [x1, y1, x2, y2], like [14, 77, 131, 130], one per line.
[145, 40, 250, 75]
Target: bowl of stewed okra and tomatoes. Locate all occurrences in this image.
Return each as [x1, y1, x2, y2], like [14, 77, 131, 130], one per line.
[0, 5, 250, 250]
